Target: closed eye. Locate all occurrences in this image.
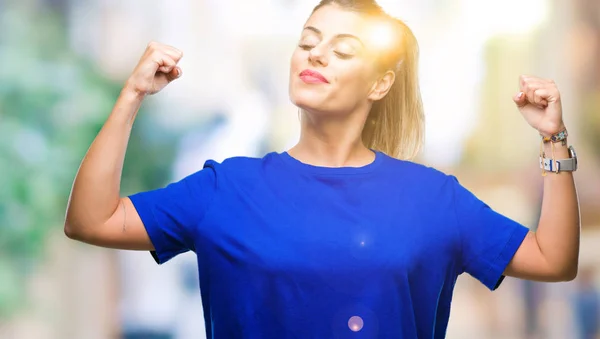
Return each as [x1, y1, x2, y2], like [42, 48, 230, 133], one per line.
[334, 51, 353, 59]
[299, 44, 354, 59]
[299, 44, 315, 50]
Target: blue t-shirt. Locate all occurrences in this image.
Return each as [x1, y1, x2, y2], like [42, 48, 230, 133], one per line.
[129, 151, 529, 338]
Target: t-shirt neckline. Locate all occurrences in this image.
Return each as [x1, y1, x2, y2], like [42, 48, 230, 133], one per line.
[278, 150, 385, 175]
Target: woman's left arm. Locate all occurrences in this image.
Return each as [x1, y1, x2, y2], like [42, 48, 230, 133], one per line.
[504, 75, 580, 282]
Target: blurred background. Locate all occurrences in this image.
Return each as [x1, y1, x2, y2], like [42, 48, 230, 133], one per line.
[0, 0, 599, 338]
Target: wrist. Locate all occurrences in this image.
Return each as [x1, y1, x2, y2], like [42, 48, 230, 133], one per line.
[539, 141, 578, 174]
[539, 123, 567, 138]
[542, 139, 570, 157]
[122, 80, 147, 102]
[540, 125, 568, 145]
[107, 85, 146, 126]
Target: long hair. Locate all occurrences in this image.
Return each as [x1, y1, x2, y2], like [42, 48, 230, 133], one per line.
[312, 0, 425, 160]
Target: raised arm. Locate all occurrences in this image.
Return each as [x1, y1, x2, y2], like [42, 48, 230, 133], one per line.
[504, 75, 580, 282]
[64, 42, 183, 250]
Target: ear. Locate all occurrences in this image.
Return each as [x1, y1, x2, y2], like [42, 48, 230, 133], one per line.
[368, 70, 395, 101]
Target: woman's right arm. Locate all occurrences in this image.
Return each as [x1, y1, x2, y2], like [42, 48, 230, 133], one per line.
[64, 41, 183, 250]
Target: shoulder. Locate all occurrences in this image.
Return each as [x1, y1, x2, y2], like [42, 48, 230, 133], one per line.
[376, 153, 468, 206]
[379, 153, 454, 186]
[202, 152, 280, 179]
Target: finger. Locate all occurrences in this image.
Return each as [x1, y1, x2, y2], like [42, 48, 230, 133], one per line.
[525, 87, 538, 106]
[155, 55, 176, 73]
[519, 75, 553, 87]
[145, 41, 182, 63]
[521, 81, 544, 106]
[519, 75, 535, 88]
[145, 41, 160, 52]
[164, 46, 184, 62]
[151, 42, 182, 58]
[519, 77, 549, 103]
[166, 66, 182, 82]
[532, 88, 550, 107]
[513, 91, 527, 107]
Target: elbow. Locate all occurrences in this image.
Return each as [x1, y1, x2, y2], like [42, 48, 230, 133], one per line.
[64, 205, 79, 240]
[64, 218, 86, 241]
[63, 220, 79, 240]
[561, 266, 578, 282]
[555, 263, 578, 282]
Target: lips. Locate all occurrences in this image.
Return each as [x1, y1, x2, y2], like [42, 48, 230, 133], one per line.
[299, 69, 329, 84]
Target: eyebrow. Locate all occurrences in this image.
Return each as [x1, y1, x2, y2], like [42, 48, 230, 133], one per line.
[303, 26, 364, 46]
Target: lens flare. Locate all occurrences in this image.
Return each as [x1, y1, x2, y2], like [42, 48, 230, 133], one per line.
[348, 316, 364, 332]
[367, 22, 396, 50]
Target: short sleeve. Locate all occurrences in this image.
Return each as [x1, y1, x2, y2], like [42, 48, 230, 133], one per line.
[450, 176, 529, 290]
[128, 161, 217, 265]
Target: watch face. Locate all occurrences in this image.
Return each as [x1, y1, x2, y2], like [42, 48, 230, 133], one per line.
[569, 146, 577, 165]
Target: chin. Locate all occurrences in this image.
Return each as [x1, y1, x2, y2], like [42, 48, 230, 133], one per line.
[289, 85, 329, 113]
[290, 96, 328, 115]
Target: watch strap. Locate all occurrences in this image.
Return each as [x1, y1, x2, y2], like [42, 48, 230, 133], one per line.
[539, 157, 577, 172]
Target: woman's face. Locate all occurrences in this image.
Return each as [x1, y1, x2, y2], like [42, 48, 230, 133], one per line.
[289, 5, 389, 116]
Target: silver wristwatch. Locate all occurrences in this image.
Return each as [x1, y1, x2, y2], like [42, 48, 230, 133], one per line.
[539, 146, 578, 173]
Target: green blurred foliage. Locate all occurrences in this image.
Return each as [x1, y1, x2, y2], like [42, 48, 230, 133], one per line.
[0, 4, 177, 318]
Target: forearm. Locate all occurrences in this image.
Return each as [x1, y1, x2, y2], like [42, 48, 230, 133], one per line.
[535, 138, 580, 278]
[64, 86, 144, 236]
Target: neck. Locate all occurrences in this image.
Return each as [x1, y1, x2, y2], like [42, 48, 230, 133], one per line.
[288, 108, 375, 168]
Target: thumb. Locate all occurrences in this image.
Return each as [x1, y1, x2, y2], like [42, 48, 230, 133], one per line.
[166, 67, 182, 82]
[513, 91, 527, 108]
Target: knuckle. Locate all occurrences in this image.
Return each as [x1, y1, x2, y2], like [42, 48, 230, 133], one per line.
[163, 56, 175, 65]
[169, 49, 183, 61]
[149, 50, 162, 61]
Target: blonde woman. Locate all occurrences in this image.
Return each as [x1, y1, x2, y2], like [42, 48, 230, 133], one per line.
[64, 0, 580, 337]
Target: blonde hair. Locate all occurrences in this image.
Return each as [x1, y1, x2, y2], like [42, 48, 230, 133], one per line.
[312, 0, 425, 160]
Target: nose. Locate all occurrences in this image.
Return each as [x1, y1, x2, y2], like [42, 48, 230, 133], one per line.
[308, 45, 328, 67]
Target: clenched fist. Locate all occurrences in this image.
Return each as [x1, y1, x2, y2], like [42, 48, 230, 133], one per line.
[513, 75, 566, 137]
[125, 41, 184, 97]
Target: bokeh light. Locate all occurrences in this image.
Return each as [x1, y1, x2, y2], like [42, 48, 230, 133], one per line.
[348, 316, 364, 332]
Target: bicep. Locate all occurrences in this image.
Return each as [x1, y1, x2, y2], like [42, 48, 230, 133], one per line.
[82, 197, 154, 251]
[504, 231, 557, 282]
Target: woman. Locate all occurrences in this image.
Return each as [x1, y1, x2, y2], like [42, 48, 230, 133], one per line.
[64, 0, 580, 338]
